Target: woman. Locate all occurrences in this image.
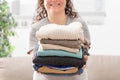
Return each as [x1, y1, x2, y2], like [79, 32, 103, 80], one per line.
[28, 0, 91, 80]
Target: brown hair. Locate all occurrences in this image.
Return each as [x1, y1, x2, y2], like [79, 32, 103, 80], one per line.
[32, 0, 78, 23]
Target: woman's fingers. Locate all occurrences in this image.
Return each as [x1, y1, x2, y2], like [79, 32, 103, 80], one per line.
[84, 55, 88, 62]
[82, 65, 86, 69]
[82, 55, 89, 69]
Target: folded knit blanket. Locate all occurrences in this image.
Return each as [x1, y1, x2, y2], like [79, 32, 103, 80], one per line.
[40, 39, 82, 49]
[36, 22, 84, 41]
[33, 56, 86, 68]
[37, 49, 83, 59]
[41, 44, 79, 53]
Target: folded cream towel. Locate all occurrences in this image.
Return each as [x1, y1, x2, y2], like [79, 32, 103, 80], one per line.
[36, 22, 84, 41]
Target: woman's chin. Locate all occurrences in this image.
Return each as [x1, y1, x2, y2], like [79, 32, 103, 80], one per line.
[49, 9, 64, 15]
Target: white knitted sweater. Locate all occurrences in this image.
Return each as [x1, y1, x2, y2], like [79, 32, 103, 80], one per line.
[36, 22, 84, 41]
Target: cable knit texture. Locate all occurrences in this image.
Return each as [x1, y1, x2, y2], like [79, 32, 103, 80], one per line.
[36, 22, 84, 41]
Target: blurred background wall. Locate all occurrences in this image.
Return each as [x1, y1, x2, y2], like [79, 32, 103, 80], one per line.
[7, 0, 120, 57]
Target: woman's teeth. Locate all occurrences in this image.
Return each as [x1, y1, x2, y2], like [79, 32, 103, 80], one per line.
[50, 2, 60, 7]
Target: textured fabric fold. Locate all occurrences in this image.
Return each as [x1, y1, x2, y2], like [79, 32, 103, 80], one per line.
[37, 49, 83, 59]
[40, 39, 82, 48]
[33, 56, 86, 68]
[38, 66, 78, 74]
[33, 64, 75, 71]
[41, 44, 79, 53]
[41, 68, 84, 76]
[36, 22, 84, 41]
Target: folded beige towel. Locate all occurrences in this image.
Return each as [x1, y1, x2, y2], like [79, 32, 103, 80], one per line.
[40, 39, 82, 49]
[41, 44, 79, 53]
[36, 22, 84, 41]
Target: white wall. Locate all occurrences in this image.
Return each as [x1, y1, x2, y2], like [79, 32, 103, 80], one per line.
[89, 0, 120, 55]
[10, 0, 120, 57]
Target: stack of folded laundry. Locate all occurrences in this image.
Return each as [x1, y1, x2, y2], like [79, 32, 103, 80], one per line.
[33, 22, 86, 75]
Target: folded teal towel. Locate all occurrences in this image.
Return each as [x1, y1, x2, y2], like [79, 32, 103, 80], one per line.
[37, 49, 82, 59]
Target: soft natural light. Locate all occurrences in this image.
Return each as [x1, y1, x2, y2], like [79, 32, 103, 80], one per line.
[8, 0, 120, 57]
[89, 0, 120, 55]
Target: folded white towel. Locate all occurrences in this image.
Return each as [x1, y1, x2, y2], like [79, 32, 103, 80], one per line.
[36, 22, 84, 41]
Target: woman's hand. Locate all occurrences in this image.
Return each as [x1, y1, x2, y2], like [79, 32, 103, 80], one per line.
[84, 55, 88, 62]
[28, 49, 36, 59]
[27, 49, 34, 55]
[82, 55, 89, 69]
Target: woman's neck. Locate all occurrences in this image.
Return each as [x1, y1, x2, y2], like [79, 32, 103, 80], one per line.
[48, 13, 67, 25]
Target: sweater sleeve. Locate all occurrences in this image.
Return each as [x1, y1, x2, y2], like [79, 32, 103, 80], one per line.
[27, 18, 49, 54]
[27, 25, 39, 54]
[80, 19, 91, 56]
[81, 20, 91, 48]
